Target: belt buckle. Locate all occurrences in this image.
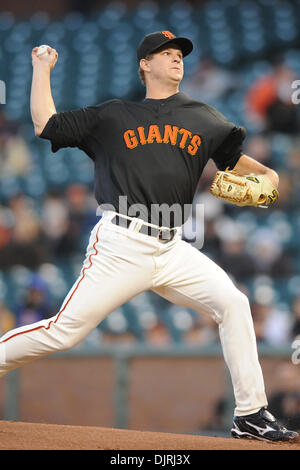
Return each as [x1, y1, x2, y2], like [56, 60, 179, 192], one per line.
[158, 229, 175, 243]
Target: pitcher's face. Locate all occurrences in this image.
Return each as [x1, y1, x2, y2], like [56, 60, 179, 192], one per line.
[146, 46, 184, 85]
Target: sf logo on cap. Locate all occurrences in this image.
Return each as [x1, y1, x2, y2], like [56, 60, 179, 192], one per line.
[161, 31, 175, 39]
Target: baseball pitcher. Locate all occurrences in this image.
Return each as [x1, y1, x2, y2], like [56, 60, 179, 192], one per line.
[0, 31, 297, 442]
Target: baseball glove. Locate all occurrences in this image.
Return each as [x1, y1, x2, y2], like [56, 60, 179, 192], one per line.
[210, 169, 279, 208]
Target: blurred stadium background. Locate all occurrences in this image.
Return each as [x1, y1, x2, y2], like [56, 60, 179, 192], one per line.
[0, 0, 299, 436]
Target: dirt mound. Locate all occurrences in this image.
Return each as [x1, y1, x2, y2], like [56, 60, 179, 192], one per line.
[0, 420, 299, 451]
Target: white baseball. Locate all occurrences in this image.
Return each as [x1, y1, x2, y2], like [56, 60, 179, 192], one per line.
[36, 45, 50, 57]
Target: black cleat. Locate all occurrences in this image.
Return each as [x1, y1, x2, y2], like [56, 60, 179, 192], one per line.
[231, 407, 299, 442]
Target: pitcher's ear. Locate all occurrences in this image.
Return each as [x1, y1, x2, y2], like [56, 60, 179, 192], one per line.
[140, 58, 151, 72]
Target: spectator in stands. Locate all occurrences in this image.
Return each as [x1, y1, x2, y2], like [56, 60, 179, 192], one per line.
[0, 194, 49, 269]
[251, 302, 292, 346]
[0, 302, 15, 335]
[143, 319, 173, 345]
[245, 61, 299, 134]
[287, 146, 300, 170]
[290, 295, 300, 341]
[183, 314, 219, 346]
[267, 363, 300, 431]
[0, 204, 14, 252]
[286, 147, 300, 208]
[200, 218, 222, 262]
[42, 184, 97, 260]
[251, 303, 272, 344]
[42, 189, 69, 258]
[217, 225, 256, 281]
[242, 133, 273, 167]
[0, 111, 32, 178]
[246, 227, 296, 278]
[15, 274, 52, 327]
[182, 58, 238, 104]
[63, 184, 98, 253]
[140, 294, 173, 345]
[275, 169, 296, 209]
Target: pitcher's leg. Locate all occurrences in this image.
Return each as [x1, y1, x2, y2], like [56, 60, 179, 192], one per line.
[153, 239, 267, 416]
[0, 222, 154, 377]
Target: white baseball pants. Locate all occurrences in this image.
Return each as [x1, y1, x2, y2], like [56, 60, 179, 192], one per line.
[0, 211, 267, 416]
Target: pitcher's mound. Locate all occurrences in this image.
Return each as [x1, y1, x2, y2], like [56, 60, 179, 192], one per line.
[0, 420, 299, 450]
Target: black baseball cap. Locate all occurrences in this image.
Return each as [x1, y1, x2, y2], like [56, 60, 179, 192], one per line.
[137, 31, 193, 62]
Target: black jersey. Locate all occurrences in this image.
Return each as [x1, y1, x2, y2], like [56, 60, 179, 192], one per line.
[40, 92, 246, 227]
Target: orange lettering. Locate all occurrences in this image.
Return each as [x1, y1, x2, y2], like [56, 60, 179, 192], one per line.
[123, 129, 138, 149]
[179, 128, 192, 149]
[187, 135, 202, 156]
[147, 125, 162, 144]
[124, 125, 202, 155]
[163, 125, 179, 145]
[137, 126, 147, 145]
[161, 31, 175, 39]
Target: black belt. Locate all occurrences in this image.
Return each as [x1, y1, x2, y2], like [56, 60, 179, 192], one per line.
[112, 215, 177, 242]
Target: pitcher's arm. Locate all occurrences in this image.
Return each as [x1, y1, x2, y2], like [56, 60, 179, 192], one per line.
[233, 154, 279, 188]
[30, 46, 58, 136]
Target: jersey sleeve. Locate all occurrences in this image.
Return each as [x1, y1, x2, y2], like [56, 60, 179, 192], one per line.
[211, 125, 247, 171]
[39, 105, 103, 153]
